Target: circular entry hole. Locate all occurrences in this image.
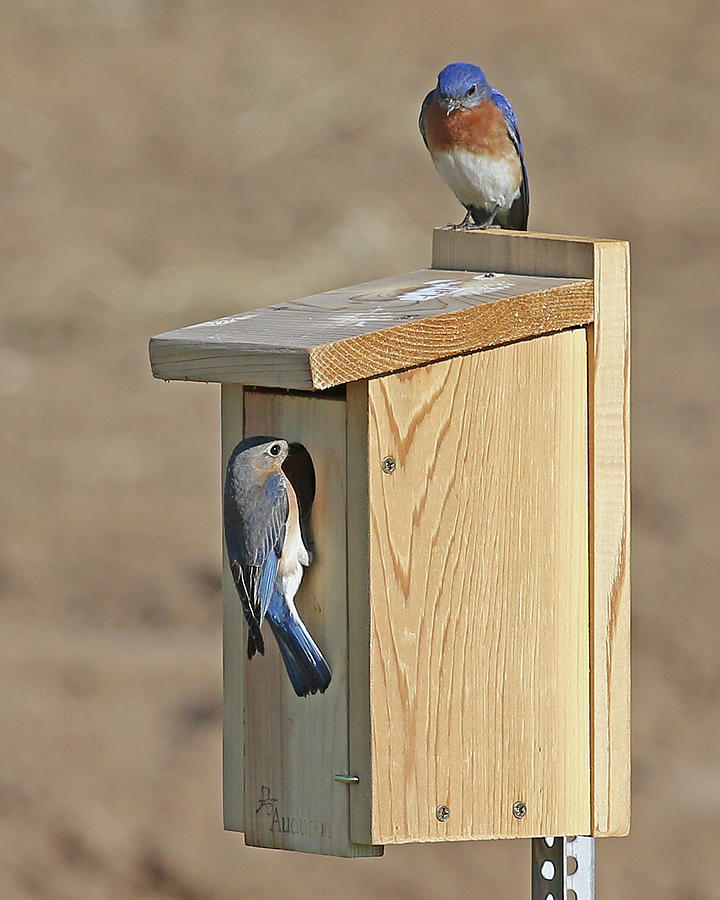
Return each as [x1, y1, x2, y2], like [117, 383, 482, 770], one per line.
[540, 860, 555, 880]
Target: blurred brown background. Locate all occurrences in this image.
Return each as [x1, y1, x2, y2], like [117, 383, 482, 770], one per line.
[1, 1, 718, 897]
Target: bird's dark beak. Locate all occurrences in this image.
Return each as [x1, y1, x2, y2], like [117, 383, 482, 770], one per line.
[445, 99, 461, 117]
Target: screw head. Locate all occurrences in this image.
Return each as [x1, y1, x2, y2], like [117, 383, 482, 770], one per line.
[436, 805, 451, 822]
[512, 801, 527, 819]
[381, 456, 396, 474]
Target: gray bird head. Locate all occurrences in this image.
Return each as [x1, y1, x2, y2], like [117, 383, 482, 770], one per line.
[228, 436, 290, 475]
[436, 61, 491, 114]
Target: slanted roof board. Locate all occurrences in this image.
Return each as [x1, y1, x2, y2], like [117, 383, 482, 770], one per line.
[149, 268, 593, 390]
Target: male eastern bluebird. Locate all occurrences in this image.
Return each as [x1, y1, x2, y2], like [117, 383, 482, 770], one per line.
[419, 62, 529, 230]
[223, 436, 331, 697]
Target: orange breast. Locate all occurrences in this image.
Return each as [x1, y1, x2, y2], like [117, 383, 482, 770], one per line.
[424, 99, 514, 158]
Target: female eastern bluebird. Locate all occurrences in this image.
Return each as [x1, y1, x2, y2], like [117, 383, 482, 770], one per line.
[223, 436, 331, 697]
[419, 62, 529, 230]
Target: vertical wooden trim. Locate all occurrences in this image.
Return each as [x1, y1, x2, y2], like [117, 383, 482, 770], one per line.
[221, 384, 245, 832]
[589, 242, 631, 836]
[345, 380, 377, 846]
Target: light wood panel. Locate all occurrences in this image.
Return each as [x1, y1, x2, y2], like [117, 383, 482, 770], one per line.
[239, 389, 381, 857]
[149, 268, 592, 389]
[364, 330, 591, 843]
[433, 227, 631, 837]
[432, 226, 598, 277]
[588, 242, 631, 836]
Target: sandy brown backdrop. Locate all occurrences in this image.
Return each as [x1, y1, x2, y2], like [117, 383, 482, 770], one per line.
[1, 1, 718, 897]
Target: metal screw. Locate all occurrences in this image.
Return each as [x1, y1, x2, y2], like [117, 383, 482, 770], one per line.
[381, 456, 396, 474]
[436, 805, 451, 822]
[333, 774, 360, 784]
[512, 800, 527, 819]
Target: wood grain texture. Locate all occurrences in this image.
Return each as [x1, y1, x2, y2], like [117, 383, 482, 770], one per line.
[149, 269, 592, 389]
[365, 330, 591, 843]
[221, 385, 245, 833]
[432, 227, 598, 278]
[588, 242, 631, 836]
[153, 346, 314, 389]
[240, 389, 381, 857]
[308, 280, 591, 389]
[434, 227, 632, 838]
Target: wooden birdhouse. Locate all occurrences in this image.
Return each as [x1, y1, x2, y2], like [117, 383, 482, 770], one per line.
[149, 229, 630, 859]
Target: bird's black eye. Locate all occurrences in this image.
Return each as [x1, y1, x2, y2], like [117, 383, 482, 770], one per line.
[467, 84, 476, 97]
[268, 443, 282, 457]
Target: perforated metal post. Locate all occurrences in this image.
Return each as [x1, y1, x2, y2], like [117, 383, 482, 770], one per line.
[532, 836, 595, 899]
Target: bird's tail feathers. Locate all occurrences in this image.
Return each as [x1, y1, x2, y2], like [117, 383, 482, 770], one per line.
[267, 606, 332, 698]
[245, 617, 265, 659]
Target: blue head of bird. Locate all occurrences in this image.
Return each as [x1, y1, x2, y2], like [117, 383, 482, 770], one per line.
[436, 62, 490, 114]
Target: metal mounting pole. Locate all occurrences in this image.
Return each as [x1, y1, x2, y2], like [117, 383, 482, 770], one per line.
[532, 836, 595, 899]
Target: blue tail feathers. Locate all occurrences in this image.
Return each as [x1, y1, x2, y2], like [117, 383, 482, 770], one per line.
[266, 589, 331, 697]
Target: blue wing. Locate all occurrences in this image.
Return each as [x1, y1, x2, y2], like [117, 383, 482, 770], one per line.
[491, 88, 529, 228]
[491, 89, 523, 155]
[418, 89, 435, 149]
[224, 470, 288, 657]
[257, 548, 279, 621]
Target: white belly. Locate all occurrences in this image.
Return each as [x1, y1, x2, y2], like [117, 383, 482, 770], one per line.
[277, 508, 309, 600]
[432, 148, 521, 210]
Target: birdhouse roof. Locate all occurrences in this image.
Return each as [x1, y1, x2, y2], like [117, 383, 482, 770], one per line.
[149, 244, 593, 391]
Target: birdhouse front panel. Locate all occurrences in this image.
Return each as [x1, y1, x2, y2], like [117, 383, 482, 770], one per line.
[347, 328, 591, 845]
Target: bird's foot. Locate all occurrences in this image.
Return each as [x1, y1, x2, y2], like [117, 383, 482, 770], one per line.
[450, 204, 503, 230]
[450, 209, 474, 229]
[464, 203, 502, 229]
